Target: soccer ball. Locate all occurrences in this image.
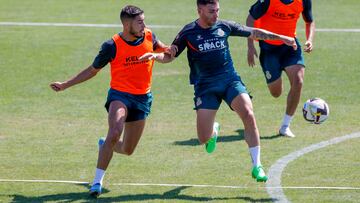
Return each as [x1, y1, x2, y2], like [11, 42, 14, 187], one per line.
[302, 98, 329, 124]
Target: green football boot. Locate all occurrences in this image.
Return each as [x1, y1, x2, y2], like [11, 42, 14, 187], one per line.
[205, 122, 220, 153]
[251, 165, 268, 182]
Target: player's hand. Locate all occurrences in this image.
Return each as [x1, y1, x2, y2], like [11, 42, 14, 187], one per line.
[247, 46, 258, 67]
[282, 36, 297, 51]
[169, 45, 178, 58]
[304, 40, 313, 53]
[50, 82, 66, 92]
[139, 53, 158, 61]
[163, 46, 172, 55]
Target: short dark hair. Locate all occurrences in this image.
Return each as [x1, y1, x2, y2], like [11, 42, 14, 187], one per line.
[120, 5, 144, 22]
[197, 0, 218, 6]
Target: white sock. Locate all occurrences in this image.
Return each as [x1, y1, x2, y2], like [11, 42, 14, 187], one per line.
[281, 114, 293, 127]
[249, 146, 261, 167]
[92, 168, 105, 186]
[213, 122, 219, 137]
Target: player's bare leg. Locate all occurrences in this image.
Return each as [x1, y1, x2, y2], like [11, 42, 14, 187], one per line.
[99, 120, 146, 155]
[112, 119, 146, 155]
[267, 77, 283, 98]
[279, 65, 305, 137]
[90, 100, 127, 197]
[196, 109, 219, 153]
[285, 65, 305, 116]
[231, 93, 267, 182]
[99, 101, 127, 169]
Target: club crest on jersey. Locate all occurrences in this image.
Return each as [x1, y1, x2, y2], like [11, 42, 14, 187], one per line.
[213, 28, 225, 37]
[196, 97, 202, 107]
[265, 71, 272, 80]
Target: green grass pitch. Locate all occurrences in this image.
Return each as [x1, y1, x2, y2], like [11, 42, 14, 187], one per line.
[0, 0, 359, 202]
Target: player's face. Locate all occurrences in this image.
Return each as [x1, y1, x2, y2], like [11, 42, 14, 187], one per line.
[129, 14, 146, 38]
[198, 2, 220, 26]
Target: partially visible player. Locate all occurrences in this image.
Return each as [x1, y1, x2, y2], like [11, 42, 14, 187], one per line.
[246, 0, 315, 137]
[50, 5, 169, 197]
[140, 0, 297, 182]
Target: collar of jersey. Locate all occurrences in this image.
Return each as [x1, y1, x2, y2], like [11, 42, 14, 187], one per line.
[118, 32, 144, 46]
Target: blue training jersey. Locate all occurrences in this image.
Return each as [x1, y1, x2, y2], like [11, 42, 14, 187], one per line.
[172, 20, 251, 85]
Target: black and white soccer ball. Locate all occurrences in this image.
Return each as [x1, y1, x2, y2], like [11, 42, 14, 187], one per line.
[302, 98, 329, 124]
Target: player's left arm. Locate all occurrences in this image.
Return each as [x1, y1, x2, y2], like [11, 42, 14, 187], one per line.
[228, 18, 297, 50]
[140, 29, 187, 63]
[153, 39, 169, 53]
[152, 32, 172, 54]
[247, 27, 298, 50]
[139, 33, 174, 63]
[227, 20, 297, 53]
[303, 0, 315, 53]
[139, 45, 177, 63]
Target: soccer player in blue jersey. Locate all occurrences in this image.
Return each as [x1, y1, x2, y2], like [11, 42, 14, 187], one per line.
[246, 0, 315, 138]
[140, 0, 297, 182]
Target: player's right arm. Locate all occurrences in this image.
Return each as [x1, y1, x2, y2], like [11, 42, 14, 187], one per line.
[246, 0, 270, 67]
[246, 14, 257, 67]
[50, 66, 100, 92]
[50, 39, 114, 92]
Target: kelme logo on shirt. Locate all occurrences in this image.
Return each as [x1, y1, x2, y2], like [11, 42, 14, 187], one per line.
[124, 55, 148, 67]
[272, 11, 297, 20]
[125, 56, 140, 62]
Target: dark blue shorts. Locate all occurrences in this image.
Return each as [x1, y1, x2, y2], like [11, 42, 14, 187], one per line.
[193, 76, 248, 110]
[259, 38, 305, 84]
[105, 88, 153, 122]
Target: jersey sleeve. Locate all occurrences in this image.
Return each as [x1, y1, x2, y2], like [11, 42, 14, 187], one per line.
[92, 39, 116, 69]
[249, 0, 270, 20]
[226, 21, 252, 37]
[172, 28, 188, 57]
[302, 0, 313, 22]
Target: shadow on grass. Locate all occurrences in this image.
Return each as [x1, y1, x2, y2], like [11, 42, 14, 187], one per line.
[7, 185, 275, 202]
[173, 129, 282, 146]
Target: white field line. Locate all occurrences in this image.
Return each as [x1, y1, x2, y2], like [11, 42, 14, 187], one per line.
[0, 179, 89, 184]
[316, 28, 360, 32]
[1, 22, 360, 32]
[266, 132, 360, 203]
[0, 22, 179, 29]
[0, 179, 359, 191]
